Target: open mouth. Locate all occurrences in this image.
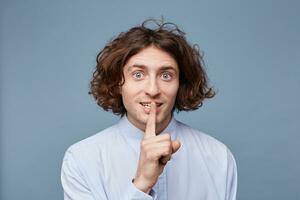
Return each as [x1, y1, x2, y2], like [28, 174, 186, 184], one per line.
[140, 102, 163, 109]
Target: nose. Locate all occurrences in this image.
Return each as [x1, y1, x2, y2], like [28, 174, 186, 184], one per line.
[144, 77, 160, 98]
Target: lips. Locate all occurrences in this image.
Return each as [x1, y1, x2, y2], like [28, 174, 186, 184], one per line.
[140, 102, 163, 108]
[140, 102, 163, 114]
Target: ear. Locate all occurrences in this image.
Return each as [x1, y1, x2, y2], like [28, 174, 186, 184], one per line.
[118, 75, 125, 94]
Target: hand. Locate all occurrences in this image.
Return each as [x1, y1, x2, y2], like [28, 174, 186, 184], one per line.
[133, 102, 181, 193]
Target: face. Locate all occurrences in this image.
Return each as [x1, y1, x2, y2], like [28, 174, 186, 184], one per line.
[121, 46, 179, 133]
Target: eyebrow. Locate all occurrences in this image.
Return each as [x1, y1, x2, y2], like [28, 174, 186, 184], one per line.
[127, 64, 178, 73]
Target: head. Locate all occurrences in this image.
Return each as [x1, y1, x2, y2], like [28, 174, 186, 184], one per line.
[89, 19, 215, 131]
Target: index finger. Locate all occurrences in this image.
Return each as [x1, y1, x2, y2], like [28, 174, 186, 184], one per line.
[144, 102, 156, 138]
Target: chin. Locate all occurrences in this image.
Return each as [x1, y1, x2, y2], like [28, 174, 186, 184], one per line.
[136, 113, 148, 124]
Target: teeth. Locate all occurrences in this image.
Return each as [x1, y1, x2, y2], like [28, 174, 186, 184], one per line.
[141, 103, 151, 108]
[140, 102, 162, 108]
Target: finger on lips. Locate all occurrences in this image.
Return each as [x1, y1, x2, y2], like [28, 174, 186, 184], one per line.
[143, 102, 181, 165]
[144, 102, 156, 138]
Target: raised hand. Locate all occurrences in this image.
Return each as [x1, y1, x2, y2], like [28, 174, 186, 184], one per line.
[133, 102, 181, 194]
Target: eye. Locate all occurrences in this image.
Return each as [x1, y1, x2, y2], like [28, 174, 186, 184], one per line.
[161, 72, 172, 81]
[132, 71, 144, 80]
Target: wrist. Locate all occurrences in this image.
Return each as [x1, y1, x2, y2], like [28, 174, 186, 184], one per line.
[132, 178, 152, 194]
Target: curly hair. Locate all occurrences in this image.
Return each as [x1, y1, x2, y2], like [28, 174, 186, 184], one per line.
[89, 19, 215, 116]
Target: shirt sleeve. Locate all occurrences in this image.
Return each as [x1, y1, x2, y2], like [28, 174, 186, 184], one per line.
[123, 181, 158, 200]
[61, 149, 157, 200]
[225, 148, 238, 200]
[61, 150, 105, 200]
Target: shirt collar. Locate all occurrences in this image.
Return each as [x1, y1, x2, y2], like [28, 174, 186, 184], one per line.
[117, 115, 178, 154]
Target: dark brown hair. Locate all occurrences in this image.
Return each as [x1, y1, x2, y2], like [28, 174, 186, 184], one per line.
[89, 19, 215, 115]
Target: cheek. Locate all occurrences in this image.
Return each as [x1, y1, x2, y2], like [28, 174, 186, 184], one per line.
[121, 88, 132, 102]
[121, 83, 143, 103]
[165, 83, 179, 98]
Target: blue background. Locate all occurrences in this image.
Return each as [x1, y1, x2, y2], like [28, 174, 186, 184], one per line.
[1, 0, 299, 199]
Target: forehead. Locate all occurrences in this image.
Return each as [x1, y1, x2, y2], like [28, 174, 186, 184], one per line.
[124, 46, 178, 71]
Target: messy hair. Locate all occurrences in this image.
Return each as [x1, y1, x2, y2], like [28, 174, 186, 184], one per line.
[89, 19, 215, 115]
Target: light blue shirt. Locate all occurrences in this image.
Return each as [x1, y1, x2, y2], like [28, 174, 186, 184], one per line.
[61, 116, 237, 200]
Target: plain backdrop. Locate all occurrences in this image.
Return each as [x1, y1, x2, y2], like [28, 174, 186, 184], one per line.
[1, 0, 299, 199]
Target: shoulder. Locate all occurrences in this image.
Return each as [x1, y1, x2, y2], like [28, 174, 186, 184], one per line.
[63, 123, 120, 162]
[175, 120, 233, 164]
[175, 120, 226, 148]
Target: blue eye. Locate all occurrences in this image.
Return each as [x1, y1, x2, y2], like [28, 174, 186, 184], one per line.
[161, 72, 172, 81]
[132, 71, 144, 79]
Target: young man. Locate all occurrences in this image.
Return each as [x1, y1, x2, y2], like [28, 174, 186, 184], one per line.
[61, 20, 237, 200]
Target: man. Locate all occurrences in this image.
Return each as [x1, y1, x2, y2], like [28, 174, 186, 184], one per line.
[61, 19, 237, 200]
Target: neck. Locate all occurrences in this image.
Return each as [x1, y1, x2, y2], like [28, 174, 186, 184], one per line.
[126, 114, 172, 135]
[155, 115, 172, 135]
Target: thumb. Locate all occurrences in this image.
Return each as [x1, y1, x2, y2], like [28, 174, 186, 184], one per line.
[171, 140, 181, 154]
